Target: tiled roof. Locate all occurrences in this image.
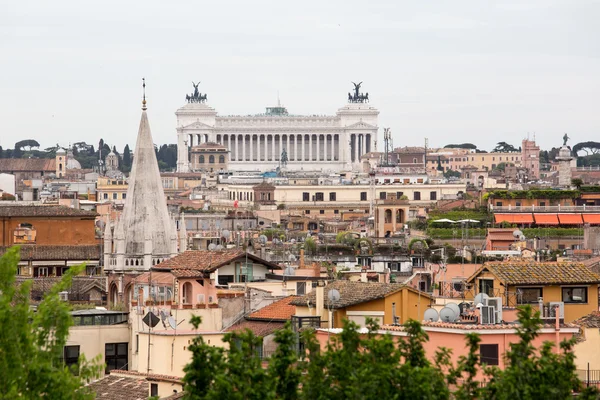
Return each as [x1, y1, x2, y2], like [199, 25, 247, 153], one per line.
[290, 281, 427, 309]
[225, 320, 285, 337]
[0, 158, 56, 172]
[0, 205, 97, 218]
[15, 275, 106, 295]
[573, 311, 600, 328]
[1, 245, 101, 261]
[247, 296, 297, 321]
[153, 249, 281, 276]
[253, 181, 275, 190]
[86, 373, 148, 399]
[466, 262, 600, 285]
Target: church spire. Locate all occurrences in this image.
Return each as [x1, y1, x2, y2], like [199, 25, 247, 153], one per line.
[142, 78, 147, 111]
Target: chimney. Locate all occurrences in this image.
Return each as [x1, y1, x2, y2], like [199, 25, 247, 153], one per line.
[360, 271, 368, 282]
[315, 285, 324, 319]
[313, 262, 320, 277]
[299, 248, 305, 269]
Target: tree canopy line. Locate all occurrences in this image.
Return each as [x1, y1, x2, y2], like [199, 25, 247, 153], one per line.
[0, 139, 178, 173]
[0, 247, 598, 399]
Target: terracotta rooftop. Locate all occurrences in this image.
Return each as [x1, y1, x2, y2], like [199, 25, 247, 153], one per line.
[290, 281, 430, 309]
[225, 320, 285, 337]
[247, 296, 298, 321]
[152, 249, 281, 277]
[86, 373, 148, 399]
[15, 275, 106, 297]
[467, 261, 600, 285]
[0, 158, 56, 172]
[1, 245, 101, 261]
[573, 311, 600, 328]
[132, 271, 176, 286]
[0, 205, 97, 218]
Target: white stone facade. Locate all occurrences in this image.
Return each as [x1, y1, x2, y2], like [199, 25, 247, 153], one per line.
[176, 102, 379, 173]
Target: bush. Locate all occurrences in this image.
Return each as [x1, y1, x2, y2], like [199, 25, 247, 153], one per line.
[426, 228, 486, 239]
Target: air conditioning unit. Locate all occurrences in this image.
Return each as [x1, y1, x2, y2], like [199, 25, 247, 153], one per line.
[487, 297, 503, 323]
[548, 302, 565, 319]
[480, 306, 496, 325]
[59, 291, 69, 301]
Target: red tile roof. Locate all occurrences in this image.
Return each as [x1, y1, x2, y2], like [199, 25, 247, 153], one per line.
[466, 261, 600, 285]
[380, 321, 578, 332]
[153, 249, 281, 277]
[0, 158, 56, 172]
[86, 373, 148, 399]
[225, 320, 285, 337]
[1, 245, 101, 261]
[247, 296, 297, 321]
[0, 205, 97, 218]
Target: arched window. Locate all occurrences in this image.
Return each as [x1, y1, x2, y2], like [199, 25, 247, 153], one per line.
[182, 282, 193, 304]
[413, 158, 417, 163]
[384, 209, 392, 223]
[219, 155, 225, 163]
[199, 155, 205, 163]
[209, 155, 215, 164]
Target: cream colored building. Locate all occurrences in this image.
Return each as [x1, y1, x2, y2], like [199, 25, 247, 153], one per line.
[65, 309, 130, 376]
[97, 176, 128, 204]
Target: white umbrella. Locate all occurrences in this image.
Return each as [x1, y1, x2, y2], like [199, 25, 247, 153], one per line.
[457, 219, 480, 223]
[432, 219, 456, 223]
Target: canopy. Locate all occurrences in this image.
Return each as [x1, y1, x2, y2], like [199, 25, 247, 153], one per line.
[494, 214, 534, 224]
[583, 214, 600, 225]
[557, 214, 583, 225]
[457, 219, 480, 223]
[432, 219, 456, 223]
[533, 214, 559, 225]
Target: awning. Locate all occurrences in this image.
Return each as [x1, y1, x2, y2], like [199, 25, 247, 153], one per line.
[534, 214, 559, 225]
[557, 214, 583, 225]
[494, 214, 534, 224]
[583, 214, 600, 225]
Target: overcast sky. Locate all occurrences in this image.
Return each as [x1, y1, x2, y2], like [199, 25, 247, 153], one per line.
[1, 0, 598, 153]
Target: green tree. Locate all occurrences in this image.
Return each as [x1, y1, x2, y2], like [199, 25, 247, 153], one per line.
[492, 142, 517, 153]
[304, 237, 317, 255]
[15, 139, 40, 152]
[444, 143, 477, 150]
[571, 178, 584, 189]
[443, 169, 461, 179]
[0, 247, 102, 399]
[122, 144, 132, 172]
[573, 141, 600, 156]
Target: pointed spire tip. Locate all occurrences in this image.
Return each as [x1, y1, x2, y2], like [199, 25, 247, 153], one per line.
[142, 78, 147, 111]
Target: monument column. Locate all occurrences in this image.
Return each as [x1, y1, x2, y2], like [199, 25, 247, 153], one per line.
[316, 134, 320, 161]
[309, 135, 313, 161]
[249, 135, 253, 161]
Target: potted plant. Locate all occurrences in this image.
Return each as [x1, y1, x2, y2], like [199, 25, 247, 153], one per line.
[208, 303, 219, 309]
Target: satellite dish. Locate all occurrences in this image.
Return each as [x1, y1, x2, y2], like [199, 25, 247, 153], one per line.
[446, 303, 460, 317]
[513, 230, 523, 238]
[167, 316, 177, 330]
[474, 293, 489, 305]
[284, 267, 295, 276]
[159, 310, 168, 321]
[439, 307, 458, 323]
[328, 289, 341, 303]
[288, 254, 297, 262]
[222, 229, 230, 239]
[208, 243, 217, 251]
[519, 234, 526, 241]
[96, 220, 105, 230]
[273, 238, 280, 245]
[290, 239, 296, 244]
[215, 244, 224, 250]
[424, 308, 439, 322]
[259, 235, 268, 244]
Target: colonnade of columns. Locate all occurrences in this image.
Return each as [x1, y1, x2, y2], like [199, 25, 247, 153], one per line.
[217, 134, 342, 163]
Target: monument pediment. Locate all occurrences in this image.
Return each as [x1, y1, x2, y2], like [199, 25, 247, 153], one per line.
[182, 121, 214, 130]
[345, 121, 377, 130]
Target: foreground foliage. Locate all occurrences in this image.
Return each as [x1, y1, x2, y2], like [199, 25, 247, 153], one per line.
[183, 307, 598, 400]
[0, 247, 102, 399]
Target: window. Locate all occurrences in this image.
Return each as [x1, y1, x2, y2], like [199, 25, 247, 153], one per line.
[430, 191, 437, 201]
[496, 201, 503, 207]
[199, 155, 205, 163]
[329, 192, 336, 201]
[479, 279, 494, 297]
[517, 288, 543, 304]
[150, 384, 158, 397]
[396, 192, 404, 199]
[112, 193, 117, 200]
[360, 192, 367, 201]
[105, 342, 128, 373]
[515, 201, 521, 207]
[315, 192, 324, 201]
[209, 155, 215, 163]
[539, 201, 546, 207]
[122, 193, 126, 199]
[219, 155, 225, 163]
[103, 193, 108, 200]
[413, 192, 421, 201]
[63, 345, 80, 370]
[319, 210, 324, 214]
[562, 287, 587, 303]
[379, 192, 387, 200]
[305, 210, 310, 214]
[334, 209, 339, 214]
[303, 192, 310, 202]
[479, 344, 499, 365]
[297, 282, 306, 296]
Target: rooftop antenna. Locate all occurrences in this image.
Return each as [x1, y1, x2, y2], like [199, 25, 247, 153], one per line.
[277, 90, 281, 107]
